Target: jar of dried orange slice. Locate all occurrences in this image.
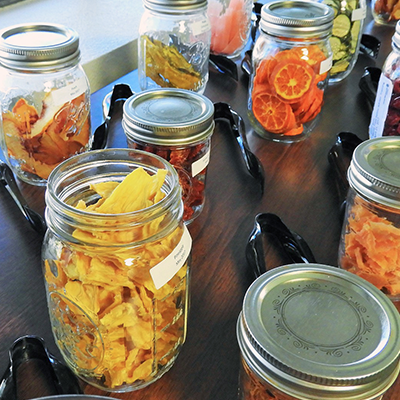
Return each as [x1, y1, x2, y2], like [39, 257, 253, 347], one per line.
[248, 0, 334, 142]
[339, 137, 400, 307]
[0, 23, 92, 186]
[42, 149, 191, 392]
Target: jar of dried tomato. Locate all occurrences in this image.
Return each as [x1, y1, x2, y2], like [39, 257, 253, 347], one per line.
[0, 23, 91, 186]
[122, 88, 214, 224]
[42, 148, 191, 392]
[338, 137, 400, 307]
[248, 0, 334, 142]
[237, 264, 400, 400]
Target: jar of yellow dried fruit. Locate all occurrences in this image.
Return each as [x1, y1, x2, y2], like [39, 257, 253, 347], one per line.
[42, 148, 191, 392]
[0, 23, 91, 186]
[338, 137, 400, 307]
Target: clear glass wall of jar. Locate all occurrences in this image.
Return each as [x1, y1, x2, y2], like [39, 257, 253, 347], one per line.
[338, 137, 400, 308]
[42, 149, 191, 392]
[207, 0, 253, 58]
[138, 0, 211, 94]
[372, 0, 400, 25]
[248, 1, 334, 143]
[0, 23, 91, 186]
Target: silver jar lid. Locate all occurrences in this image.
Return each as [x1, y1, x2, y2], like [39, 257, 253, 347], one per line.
[260, 0, 334, 38]
[123, 88, 215, 146]
[0, 23, 80, 71]
[393, 20, 400, 49]
[143, 0, 207, 13]
[237, 264, 400, 400]
[348, 137, 400, 209]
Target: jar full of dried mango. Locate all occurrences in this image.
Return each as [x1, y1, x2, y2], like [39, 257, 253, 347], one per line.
[338, 137, 400, 306]
[42, 148, 191, 392]
[248, 0, 334, 142]
[0, 23, 91, 186]
[237, 264, 400, 400]
[138, 0, 211, 94]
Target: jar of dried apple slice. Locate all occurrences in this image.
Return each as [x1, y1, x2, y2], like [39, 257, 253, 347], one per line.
[0, 23, 91, 186]
[42, 148, 191, 392]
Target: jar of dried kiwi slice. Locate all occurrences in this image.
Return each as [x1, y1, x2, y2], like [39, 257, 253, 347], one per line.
[319, 0, 366, 83]
[42, 149, 191, 392]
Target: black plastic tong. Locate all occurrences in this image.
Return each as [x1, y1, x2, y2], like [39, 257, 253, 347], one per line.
[0, 336, 82, 400]
[214, 102, 265, 194]
[91, 83, 134, 150]
[246, 213, 317, 278]
[0, 161, 46, 235]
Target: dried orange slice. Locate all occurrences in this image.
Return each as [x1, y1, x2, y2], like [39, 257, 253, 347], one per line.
[252, 92, 295, 134]
[271, 59, 314, 103]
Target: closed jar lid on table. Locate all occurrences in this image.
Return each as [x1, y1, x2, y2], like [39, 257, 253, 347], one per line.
[237, 264, 400, 399]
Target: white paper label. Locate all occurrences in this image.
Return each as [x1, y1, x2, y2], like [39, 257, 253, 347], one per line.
[352, 6, 367, 21]
[150, 225, 192, 290]
[369, 74, 393, 139]
[320, 55, 332, 75]
[48, 76, 88, 106]
[191, 148, 210, 177]
[192, 19, 211, 36]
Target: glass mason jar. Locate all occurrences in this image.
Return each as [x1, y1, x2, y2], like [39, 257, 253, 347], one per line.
[0, 23, 91, 186]
[207, 0, 253, 58]
[318, 0, 366, 83]
[338, 137, 400, 306]
[138, 0, 211, 94]
[248, 1, 334, 143]
[42, 149, 192, 392]
[372, 0, 400, 25]
[122, 88, 214, 224]
[237, 264, 400, 400]
[369, 22, 400, 138]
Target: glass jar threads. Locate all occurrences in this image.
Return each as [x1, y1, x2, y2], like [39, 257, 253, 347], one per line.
[237, 264, 400, 400]
[122, 88, 215, 224]
[42, 148, 191, 392]
[370, 22, 400, 138]
[0, 23, 91, 186]
[248, 0, 334, 143]
[207, 0, 254, 58]
[320, 0, 366, 83]
[338, 137, 400, 304]
[138, 0, 211, 94]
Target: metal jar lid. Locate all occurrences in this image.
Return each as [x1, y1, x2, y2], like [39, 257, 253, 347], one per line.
[122, 88, 215, 146]
[393, 20, 400, 49]
[143, 0, 207, 13]
[348, 137, 400, 209]
[237, 264, 400, 400]
[0, 23, 80, 71]
[260, 0, 334, 39]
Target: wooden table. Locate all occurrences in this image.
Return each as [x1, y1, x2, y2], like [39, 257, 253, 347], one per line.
[0, 7, 399, 400]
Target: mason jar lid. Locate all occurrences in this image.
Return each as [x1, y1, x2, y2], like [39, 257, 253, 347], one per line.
[143, 0, 207, 13]
[123, 88, 215, 146]
[237, 264, 400, 400]
[260, 0, 334, 38]
[348, 137, 400, 209]
[0, 23, 80, 71]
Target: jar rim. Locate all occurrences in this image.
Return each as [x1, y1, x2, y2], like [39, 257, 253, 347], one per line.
[45, 148, 183, 245]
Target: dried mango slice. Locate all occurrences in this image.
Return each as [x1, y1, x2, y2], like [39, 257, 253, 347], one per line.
[341, 202, 400, 296]
[44, 167, 188, 389]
